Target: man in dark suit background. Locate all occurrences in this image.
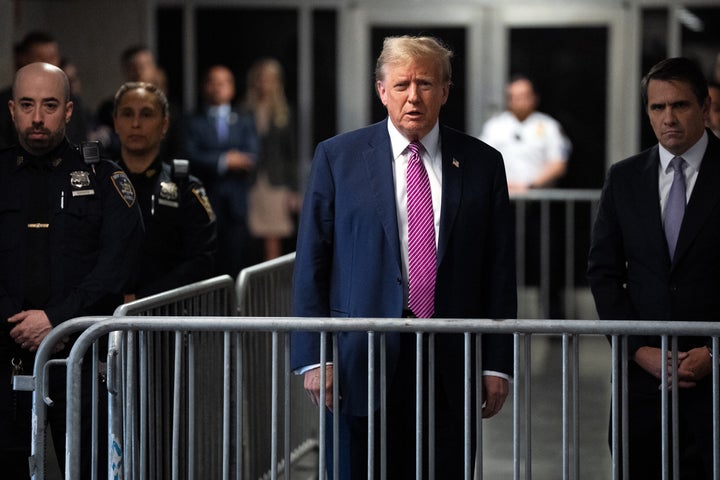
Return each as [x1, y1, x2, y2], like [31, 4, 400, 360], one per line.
[291, 36, 516, 479]
[185, 65, 259, 277]
[588, 57, 717, 479]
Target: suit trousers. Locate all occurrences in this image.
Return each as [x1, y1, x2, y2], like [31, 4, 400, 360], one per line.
[325, 333, 474, 480]
[611, 378, 713, 480]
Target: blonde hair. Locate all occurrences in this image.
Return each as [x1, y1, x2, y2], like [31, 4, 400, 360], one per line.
[245, 58, 290, 128]
[375, 36, 453, 84]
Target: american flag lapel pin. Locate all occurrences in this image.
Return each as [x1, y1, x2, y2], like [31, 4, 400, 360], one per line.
[452, 158, 460, 168]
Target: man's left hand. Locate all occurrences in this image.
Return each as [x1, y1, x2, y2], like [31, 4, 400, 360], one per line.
[674, 346, 713, 387]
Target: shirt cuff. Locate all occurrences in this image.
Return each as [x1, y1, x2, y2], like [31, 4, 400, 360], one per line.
[294, 362, 333, 375]
[482, 370, 512, 382]
[218, 153, 229, 175]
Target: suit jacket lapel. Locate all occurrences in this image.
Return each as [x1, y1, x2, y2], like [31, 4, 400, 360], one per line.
[636, 147, 667, 262]
[437, 126, 461, 266]
[674, 133, 720, 265]
[365, 122, 402, 272]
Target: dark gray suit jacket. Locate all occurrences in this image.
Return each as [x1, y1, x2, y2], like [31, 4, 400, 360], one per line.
[588, 130, 720, 393]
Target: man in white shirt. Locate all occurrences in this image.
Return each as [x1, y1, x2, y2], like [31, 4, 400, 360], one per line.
[480, 75, 570, 193]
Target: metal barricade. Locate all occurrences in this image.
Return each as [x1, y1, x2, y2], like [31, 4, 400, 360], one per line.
[235, 252, 320, 480]
[15, 276, 235, 480]
[54, 316, 720, 480]
[510, 189, 601, 320]
[108, 275, 237, 480]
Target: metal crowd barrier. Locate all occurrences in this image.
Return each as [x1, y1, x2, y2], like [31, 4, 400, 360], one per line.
[235, 252, 320, 480]
[109, 275, 237, 480]
[16, 276, 236, 480]
[47, 316, 720, 480]
[510, 189, 601, 320]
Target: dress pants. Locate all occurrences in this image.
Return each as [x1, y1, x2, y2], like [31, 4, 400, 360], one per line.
[325, 333, 474, 479]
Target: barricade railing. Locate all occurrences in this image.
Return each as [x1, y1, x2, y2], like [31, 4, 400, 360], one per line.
[42, 316, 720, 480]
[236, 251, 295, 317]
[109, 275, 236, 480]
[17, 275, 237, 480]
[510, 189, 601, 320]
[235, 252, 319, 480]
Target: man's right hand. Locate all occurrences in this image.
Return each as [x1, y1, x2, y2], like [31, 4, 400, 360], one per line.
[225, 150, 254, 172]
[303, 365, 336, 409]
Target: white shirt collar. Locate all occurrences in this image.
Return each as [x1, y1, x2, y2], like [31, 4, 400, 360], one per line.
[386, 118, 441, 160]
[658, 130, 708, 173]
[208, 104, 232, 118]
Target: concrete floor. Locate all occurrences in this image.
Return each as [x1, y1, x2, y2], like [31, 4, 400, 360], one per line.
[483, 334, 612, 479]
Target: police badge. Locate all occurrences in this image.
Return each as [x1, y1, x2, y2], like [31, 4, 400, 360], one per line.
[70, 170, 95, 196]
[158, 181, 179, 208]
[70, 171, 91, 188]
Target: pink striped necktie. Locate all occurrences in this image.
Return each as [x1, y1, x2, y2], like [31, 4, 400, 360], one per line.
[406, 141, 436, 318]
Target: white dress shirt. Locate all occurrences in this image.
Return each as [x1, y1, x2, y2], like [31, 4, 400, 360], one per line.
[658, 131, 708, 217]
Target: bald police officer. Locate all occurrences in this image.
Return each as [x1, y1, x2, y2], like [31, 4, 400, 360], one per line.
[0, 62, 143, 478]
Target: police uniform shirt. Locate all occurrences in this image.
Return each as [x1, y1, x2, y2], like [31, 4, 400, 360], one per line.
[0, 139, 143, 326]
[480, 110, 570, 185]
[119, 157, 217, 297]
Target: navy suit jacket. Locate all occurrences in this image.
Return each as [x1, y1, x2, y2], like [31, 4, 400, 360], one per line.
[588, 130, 720, 393]
[291, 120, 516, 415]
[185, 106, 259, 219]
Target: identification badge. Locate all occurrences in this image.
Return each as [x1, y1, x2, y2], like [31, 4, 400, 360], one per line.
[70, 171, 95, 196]
[158, 181, 179, 208]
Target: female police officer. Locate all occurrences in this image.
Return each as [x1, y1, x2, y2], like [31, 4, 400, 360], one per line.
[112, 82, 217, 299]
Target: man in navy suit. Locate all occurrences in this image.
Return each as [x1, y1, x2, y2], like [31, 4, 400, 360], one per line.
[588, 57, 717, 479]
[186, 65, 259, 277]
[291, 36, 516, 479]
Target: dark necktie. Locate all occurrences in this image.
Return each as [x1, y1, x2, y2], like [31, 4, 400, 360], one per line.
[24, 160, 52, 308]
[664, 156, 686, 260]
[406, 141, 436, 318]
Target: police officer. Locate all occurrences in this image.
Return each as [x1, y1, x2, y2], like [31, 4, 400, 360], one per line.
[112, 82, 217, 299]
[0, 63, 143, 477]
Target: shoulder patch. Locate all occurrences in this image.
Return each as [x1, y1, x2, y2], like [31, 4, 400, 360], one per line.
[192, 186, 215, 221]
[111, 170, 137, 208]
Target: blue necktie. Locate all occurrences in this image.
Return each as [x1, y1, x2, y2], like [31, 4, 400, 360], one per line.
[216, 113, 229, 143]
[664, 156, 686, 260]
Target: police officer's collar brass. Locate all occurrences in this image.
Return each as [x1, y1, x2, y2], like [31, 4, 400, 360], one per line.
[14, 139, 69, 169]
[118, 157, 160, 179]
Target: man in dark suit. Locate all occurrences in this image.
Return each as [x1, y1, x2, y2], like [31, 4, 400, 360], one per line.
[185, 65, 259, 277]
[291, 36, 516, 479]
[588, 57, 717, 479]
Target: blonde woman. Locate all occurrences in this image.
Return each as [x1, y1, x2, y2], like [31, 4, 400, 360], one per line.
[244, 58, 300, 260]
